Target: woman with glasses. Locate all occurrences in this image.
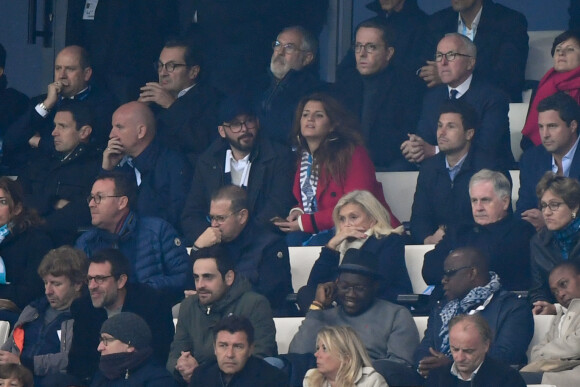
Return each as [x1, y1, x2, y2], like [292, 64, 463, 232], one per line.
[304, 325, 387, 387]
[522, 30, 580, 148]
[274, 93, 399, 246]
[297, 190, 411, 311]
[530, 172, 580, 314]
[0, 177, 52, 325]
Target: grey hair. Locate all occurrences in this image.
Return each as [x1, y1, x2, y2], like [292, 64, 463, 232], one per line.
[279, 25, 318, 57]
[469, 169, 511, 201]
[443, 32, 477, 58]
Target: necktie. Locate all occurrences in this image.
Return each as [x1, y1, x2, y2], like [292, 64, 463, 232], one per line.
[449, 89, 459, 100]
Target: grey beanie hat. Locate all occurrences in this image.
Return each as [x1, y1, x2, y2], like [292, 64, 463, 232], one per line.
[100, 312, 152, 350]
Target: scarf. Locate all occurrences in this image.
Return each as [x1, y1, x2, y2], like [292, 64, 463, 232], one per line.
[299, 151, 319, 214]
[438, 272, 501, 356]
[98, 347, 153, 380]
[521, 66, 580, 145]
[553, 215, 580, 259]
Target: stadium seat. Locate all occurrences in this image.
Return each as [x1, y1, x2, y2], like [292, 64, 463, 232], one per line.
[288, 246, 322, 293]
[509, 103, 530, 162]
[526, 31, 563, 82]
[404, 245, 434, 294]
[376, 171, 419, 222]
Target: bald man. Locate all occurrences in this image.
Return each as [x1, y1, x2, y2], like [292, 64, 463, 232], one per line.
[102, 101, 191, 232]
[3, 45, 117, 174]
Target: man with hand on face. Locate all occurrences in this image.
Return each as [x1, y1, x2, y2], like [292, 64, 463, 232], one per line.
[426, 314, 526, 386]
[138, 39, 222, 166]
[190, 315, 287, 387]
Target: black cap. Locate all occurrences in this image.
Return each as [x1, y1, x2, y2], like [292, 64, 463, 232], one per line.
[337, 249, 382, 279]
[219, 95, 256, 124]
[100, 312, 152, 350]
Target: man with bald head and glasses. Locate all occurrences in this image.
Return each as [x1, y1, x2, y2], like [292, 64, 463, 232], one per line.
[414, 247, 533, 379]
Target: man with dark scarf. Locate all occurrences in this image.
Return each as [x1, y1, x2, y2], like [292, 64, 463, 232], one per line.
[414, 247, 533, 379]
[90, 312, 173, 386]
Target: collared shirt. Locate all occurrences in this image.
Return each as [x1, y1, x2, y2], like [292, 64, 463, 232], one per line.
[177, 83, 196, 99]
[450, 360, 484, 381]
[447, 74, 473, 100]
[224, 149, 251, 187]
[558, 304, 569, 337]
[457, 5, 483, 41]
[445, 151, 468, 181]
[35, 86, 90, 117]
[552, 135, 580, 176]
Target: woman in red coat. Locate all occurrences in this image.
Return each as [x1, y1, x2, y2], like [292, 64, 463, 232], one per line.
[275, 93, 399, 246]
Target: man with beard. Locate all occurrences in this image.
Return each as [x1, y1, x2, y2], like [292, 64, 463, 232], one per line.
[181, 97, 294, 245]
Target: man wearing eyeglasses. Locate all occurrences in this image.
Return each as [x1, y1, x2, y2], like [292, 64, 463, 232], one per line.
[289, 248, 421, 385]
[181, 96, 294, 246]
[401, 33, 513, 170]
[333, 19, 423, 170]
[414, 247, 533, 379]
[138, 39, 222, 166]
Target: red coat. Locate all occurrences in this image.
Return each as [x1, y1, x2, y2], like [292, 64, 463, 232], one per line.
[292, 146, 400, 234]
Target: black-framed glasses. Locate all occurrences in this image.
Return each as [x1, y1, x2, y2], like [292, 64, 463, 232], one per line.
[154, 61, 188, 73]
[353, 43, 385, 54]
[540, 201, 565, 212]
[87, 275, 113, 285]
[443, 266, 473, 278]
[86, 194, 123, 205]
[206, 210, 241, 224]
[272, 41, 305, 54]
[222, 118, 257, 133]
[434, 51, 473, 62]
[336, 281, 368, 294]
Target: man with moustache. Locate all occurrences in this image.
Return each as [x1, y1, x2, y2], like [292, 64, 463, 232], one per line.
[181, 97, 294, 245]
[66, 248, 174, 385]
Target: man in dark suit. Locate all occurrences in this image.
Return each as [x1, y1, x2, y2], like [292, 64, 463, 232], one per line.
[402, 33, 514, 170]
[0, 43, 28, 139]
[517, 92, 580, 230]
[418, 0, 528, 102]
[334, 19, 423, 170]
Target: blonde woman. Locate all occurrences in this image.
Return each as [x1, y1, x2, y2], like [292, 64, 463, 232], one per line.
[304, 326, 388, 387]
[298, 190, 411, 310]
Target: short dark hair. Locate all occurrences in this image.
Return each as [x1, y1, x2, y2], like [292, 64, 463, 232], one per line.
[537, 92, 580, 127]
[551, 260, 580, 277]
[191, 245, 235, 279]
[56, 100, 95, 132]
[211, 185, 249, 214]
[0, 43, 6, 69]
[91, 248, 131, 281]
[439, 99, 480, 132]
[38, 246, 89, 285]
[213, 315, 255, 345]
[355, 19, 395, 47]
[551, 30, 580, 57]
[95, 171, 138, 209]
[449, 314, 493, 345]
[449, 246, 489, 276]
[164, 39, 202, 68]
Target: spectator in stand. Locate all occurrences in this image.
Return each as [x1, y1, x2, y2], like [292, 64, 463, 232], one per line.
[274, 93, 399, 246]
[298, 190, 410, 311]
[522, 30, 580, 149]
[0, 364, 33, 387]
[0, 43, 28, 138]
[0, 177, 52, 326]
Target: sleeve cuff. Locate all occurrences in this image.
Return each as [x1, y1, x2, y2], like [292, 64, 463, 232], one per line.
[297, 216, 304, 232]
[35, 103, 50, 117]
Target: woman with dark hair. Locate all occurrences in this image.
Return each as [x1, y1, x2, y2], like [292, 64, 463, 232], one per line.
[530, 172, 580, 314]
[522, 30, 580, 147]
[274, 93, 399, 246]
[0, 177, 52, 323]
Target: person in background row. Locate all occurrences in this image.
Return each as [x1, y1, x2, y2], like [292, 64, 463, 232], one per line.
[0, 42, 28, 139]
[0, 364, 33, 387]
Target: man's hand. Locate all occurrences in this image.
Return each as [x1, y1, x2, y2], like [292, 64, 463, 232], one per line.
[418, 61, 441, 88]
[102, 138, 125, 170]
[176, 351, 198, 383]
[138, 82, 176, 109]
[401, 134, 436, 164]
[314, 282, 337, 308]
[417, 348, 452, 378]
[521, 209, 545, 231]
[44, 80, 69, 110]
[532, 301, 556, 315]
[194, 227, 222, 248]
[0, 350, 20, 365]
[28, 133, 41, 149]
[54, 199, 71, 210]
[424, 226, 446, 245]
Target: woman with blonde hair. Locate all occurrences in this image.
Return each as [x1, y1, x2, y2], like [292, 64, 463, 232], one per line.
[297, 190, 411, 310]
[304, 325, 388, 387]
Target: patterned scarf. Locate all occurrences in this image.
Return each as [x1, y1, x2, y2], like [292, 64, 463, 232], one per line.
[299, 151, 319, 214]
[553, 216, 580, 260]
[438, 272, 501, 356]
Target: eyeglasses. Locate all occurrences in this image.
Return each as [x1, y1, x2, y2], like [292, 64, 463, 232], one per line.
[99, 335, 119, 346]
[434, 51, 473, 62]
[87, 194, 123, 205]
[443, 266, 473, 278]
[87, 275, 113, 285]
[353, 43, 385, 54]
[272, 41, 305, 54]
[336, 281, 368, 294]
[222, 118, 257, 133]
[540, 201, 565, 212]
[154, 61, 188, 73]
[554, 46, 579, 56]
[206, 210, 241, 224]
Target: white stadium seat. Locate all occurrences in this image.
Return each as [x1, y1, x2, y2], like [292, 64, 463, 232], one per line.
[288, 246, 322, 293]
[509, 103, 530, 162]
[526, 31, 563, 82]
